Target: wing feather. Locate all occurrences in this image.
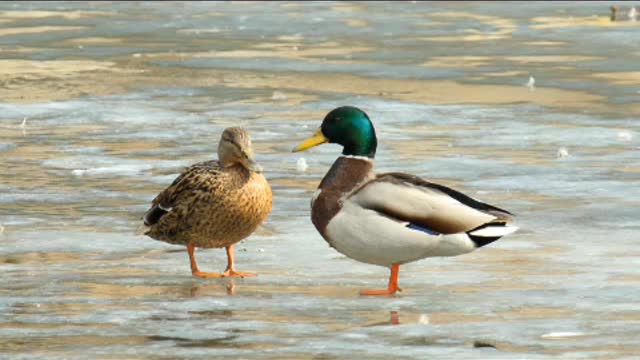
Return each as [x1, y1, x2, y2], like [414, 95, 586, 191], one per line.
[349, 172, 513, 234]
[143, 160, 221, 226]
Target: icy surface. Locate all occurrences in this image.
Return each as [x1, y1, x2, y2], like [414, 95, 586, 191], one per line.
[0, 2, 639, 359]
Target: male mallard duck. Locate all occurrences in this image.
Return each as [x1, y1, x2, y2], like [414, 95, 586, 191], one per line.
[143, 127, 272, 278]
[293, 106, 518, 295]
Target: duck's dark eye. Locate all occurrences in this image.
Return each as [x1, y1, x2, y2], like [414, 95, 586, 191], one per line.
[333, 117, 342, 123]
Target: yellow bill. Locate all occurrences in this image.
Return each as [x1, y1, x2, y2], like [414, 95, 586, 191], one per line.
[292, 128, 328, 152]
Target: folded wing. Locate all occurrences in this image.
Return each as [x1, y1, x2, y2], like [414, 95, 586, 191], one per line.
[349, 172, 514, 235]
[143, 160, 221, 227]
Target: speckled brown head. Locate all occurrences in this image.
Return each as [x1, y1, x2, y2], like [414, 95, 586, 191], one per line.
[218, 127, 262, 173]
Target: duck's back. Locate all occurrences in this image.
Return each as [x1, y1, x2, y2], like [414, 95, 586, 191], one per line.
[144, 160, 272, 248]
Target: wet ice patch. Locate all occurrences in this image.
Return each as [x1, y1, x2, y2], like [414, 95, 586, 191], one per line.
[0, 91, 206, 131]
[0, 189, 84, 204]
[0, 231, 165, 254]
[403, 155, 533, 180]
[0, 143, 16, 152]
[0, 186, 148, 205]
[459, 122, 630, 149]
[0, 101, 82, 120]
[252, 129, 287, 141]
[58, 145, 104, 154]
[42, 155, 186, 177]
[471, 171, 640, 201]
[72, 165, 152, 177]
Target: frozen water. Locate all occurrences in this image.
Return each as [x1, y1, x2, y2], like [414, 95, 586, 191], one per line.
[42, 155, 186, 178]
[0, 1, 639, 359]
[0, 143, 16, 152]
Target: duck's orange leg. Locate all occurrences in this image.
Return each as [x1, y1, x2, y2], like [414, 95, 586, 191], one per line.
[360, 264, 402, 296]
[187, 243, 256, 278]
[220, 245, 257, 278]
[187, 242, 225, 278]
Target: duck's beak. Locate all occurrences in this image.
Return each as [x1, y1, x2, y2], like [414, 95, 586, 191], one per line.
[246, 158, 263, 173]
[292, 128, 328, 152]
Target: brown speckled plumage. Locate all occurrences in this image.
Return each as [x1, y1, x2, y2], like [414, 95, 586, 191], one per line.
[145, 160, 272, 248]
[142, 127, 272, 277]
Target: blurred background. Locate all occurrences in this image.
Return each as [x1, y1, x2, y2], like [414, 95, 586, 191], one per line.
[0, 2, 639, 359]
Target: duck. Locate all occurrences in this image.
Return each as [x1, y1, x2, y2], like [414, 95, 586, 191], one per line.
[292, 106, 518, 295]
[610, 5, 638, 22]
[143, 127, 272, 278]
[611, 5, 620, 21]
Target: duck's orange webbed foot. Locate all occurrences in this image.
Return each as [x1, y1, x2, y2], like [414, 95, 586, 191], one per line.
[222, 245, 258, 277]
[191, 269, 256, 278]
[187, 243, 226, 278]
[360, 264, 402, 296]
[191, 270, 225, 278]
[187, 244, 257, 279]
[221, 269, 257, 278]
[220, 245, 257, 278]
[359, 287, 401, 296]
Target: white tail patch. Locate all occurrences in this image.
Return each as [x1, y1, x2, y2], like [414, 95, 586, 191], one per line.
[469, 224, 519, 238]
[158, 204, 173, 212]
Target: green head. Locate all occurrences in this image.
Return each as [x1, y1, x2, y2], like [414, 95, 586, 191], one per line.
[293, 106, 378, 158]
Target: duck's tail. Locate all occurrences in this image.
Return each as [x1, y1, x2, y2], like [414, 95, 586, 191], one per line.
[467, 222, 519, 248]
[143, 204, 171, 226]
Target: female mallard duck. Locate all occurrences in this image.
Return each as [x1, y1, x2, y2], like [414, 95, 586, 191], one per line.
[293, 106, 518, 295]
[143, 127, 272, 278]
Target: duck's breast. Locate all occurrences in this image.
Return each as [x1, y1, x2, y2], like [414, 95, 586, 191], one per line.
[185, 169, 272, 247]
[325, 200, 477, 266]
